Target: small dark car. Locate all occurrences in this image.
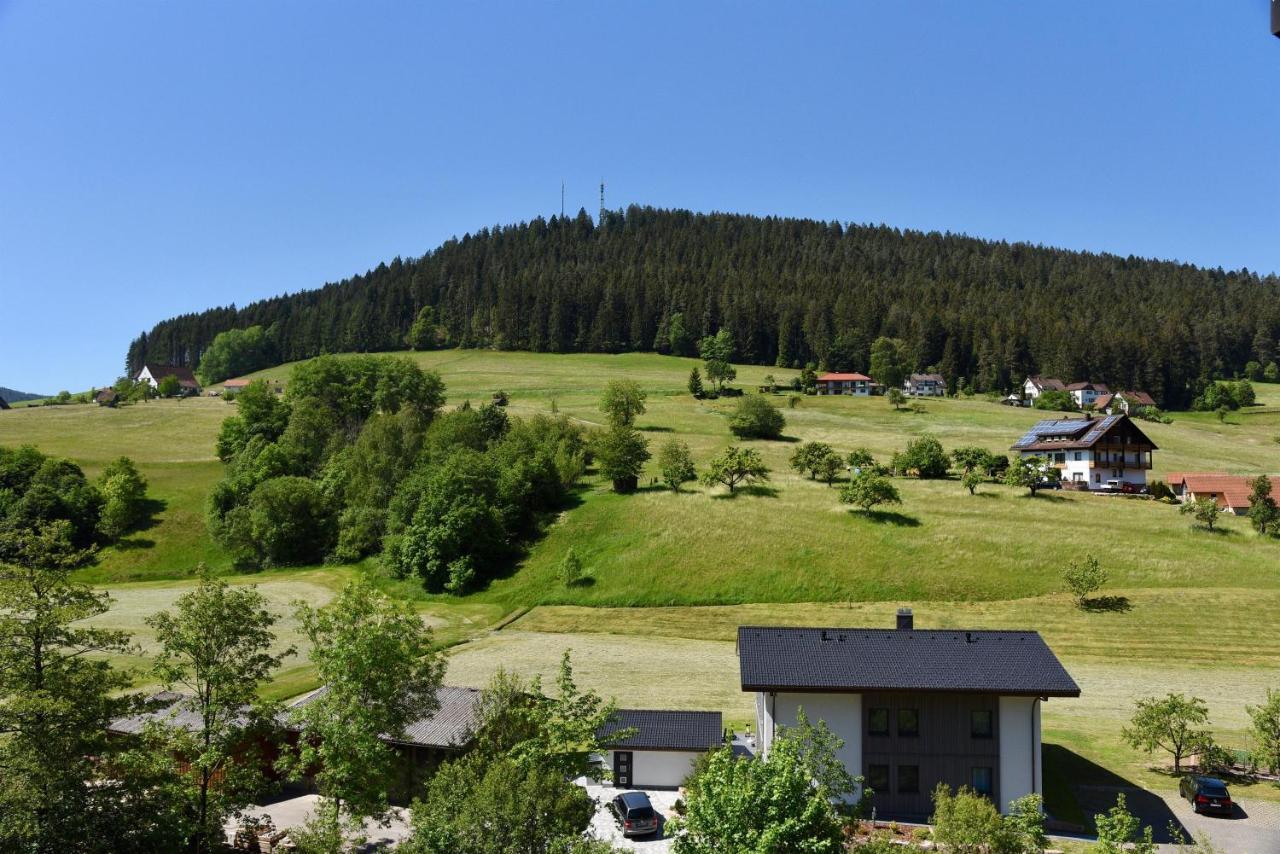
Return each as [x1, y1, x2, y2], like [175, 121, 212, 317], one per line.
[610, 791, 659, 838]
[1179, 775, 1233, 816]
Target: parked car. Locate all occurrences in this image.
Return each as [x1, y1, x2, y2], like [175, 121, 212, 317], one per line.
[1179, 775, 1233, 816]
[610, 791, 660, 837]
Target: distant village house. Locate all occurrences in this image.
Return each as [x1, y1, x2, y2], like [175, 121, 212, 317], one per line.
[903, 373, 945, 397]
[815, 372, 874, 396]
[1064, 382, 1109, 409]
[1093, 390, 1157, 415]
[135, 364, 201, 395]
[1010, 413, 1157, 490]
[1020, 376, 1065, 406]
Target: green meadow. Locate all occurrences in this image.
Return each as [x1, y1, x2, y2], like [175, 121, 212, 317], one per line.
[2, 349, 1279, 814]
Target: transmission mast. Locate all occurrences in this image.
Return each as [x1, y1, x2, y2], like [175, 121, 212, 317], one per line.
[561, 180, 565, 218]
[599, 180, 605, 225]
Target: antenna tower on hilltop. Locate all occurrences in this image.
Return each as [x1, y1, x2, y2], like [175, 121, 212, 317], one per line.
[599, 180, 605, 225]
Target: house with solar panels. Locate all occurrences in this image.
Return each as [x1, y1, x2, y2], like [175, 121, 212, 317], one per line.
[1010, 413, 1157, 491]
[738, 610, 1079, 818]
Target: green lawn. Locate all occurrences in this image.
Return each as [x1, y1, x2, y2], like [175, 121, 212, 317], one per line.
[3, 349, 1279, 815]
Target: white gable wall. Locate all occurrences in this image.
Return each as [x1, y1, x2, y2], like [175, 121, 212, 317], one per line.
[755, 691, 863, 801]
[998, 697, 1042, 812]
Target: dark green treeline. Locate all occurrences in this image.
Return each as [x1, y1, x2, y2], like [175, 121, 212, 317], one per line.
[127, 206, 1280, 409]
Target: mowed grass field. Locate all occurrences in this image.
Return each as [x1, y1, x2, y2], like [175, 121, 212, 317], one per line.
[3, 349, 1279, 812]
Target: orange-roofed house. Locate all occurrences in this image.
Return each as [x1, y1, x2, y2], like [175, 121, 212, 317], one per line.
[815, 372, 874, 396]
[1168, 473, 1257, 515]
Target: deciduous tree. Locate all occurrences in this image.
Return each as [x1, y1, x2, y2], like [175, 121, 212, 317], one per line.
[146, 569, 293, 853]
[1122, 693, 1212, 773]
[700, 446, 768, 494]
[1247, 475, 1279, 536]
[1247, 689, 1280, 774]
[1063, 554, 1108, 607]
[657, 438, 696, 492]
[728, 394, 786, 439]
[1181, 496, 1221, 531]
[287, 581, 446, 833]
[840, 471, 901, 513]
[599, 380, 647, 427]
[594, 425, 650, 493]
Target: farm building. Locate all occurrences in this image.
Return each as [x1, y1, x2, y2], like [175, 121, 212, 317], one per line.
[815, 372, 874, 396]
[135, 364, 201, 395]
[1167, 473, 1255, 515]
[1020, 376, 1064, 405]
[739, 611, 1078, 818]
[903, 373, 945, 397]
[1094, 390, 1158, 415]
[1010, 414, 1157, 490]
[222, 378, 252, 392]
[1064, 382, 1110, 409]
[597, 709, 724, 789]
[94, 388, 118, 406]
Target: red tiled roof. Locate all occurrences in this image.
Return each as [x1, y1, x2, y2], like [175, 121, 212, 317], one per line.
[1093, 393, 1115, 409]
[1178, 474, 1255, 509]
[817, 373, 871, 382]
[1027, 376, 1065, 391]
[222, 379, 251, 388]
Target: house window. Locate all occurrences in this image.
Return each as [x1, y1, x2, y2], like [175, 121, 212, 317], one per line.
[971, 710, 994, 739]
[1094, 473, 1101, 484]
[866, 763, 889, 793]
[867, 708, 889, 737]
[970, 766, 994, 796]
[897, 708, 919, 738]
[898, 764, 920, 794]
[1073, 452, 1081, 461]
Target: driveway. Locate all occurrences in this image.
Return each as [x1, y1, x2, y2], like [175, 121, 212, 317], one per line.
[1162, 791, 1280, 854]
[224, 793, 410, 851]
[1073, 783, 1280, 853]
[579, 780, 680, 852]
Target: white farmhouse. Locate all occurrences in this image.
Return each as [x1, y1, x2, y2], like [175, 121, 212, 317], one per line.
[1064, 382, 1110, 409]
[1020, 376, 1065, 406]
[134, 364, 200, 395]
[739, 611, 1079, 817]
[904, 373, 945, 397]
[1009, 413, 1157, 491]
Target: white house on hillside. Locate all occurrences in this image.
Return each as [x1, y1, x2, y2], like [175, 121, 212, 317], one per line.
[1010, 414, 1157, 490]
[1065, 382, 1110, 409]
[135, 364, 200, 395]
[739, 611, 1079, 817]
[1021, 376, 1064, 406]
[904, 373, 945, 397]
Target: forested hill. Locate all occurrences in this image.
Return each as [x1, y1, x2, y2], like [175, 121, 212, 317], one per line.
[0, 387, 46, 403]
[127, 206, 1280, 408]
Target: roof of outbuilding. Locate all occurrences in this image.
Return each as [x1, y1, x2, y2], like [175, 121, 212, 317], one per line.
[598, 709, 724, 752]
[107, 691, 255, 735]
[737, 626, 1080, 697]
[1177, 474, 1257, 509]
[287, 684, 482, 748]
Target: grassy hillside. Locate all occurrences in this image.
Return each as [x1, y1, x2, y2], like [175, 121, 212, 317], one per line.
[3, 349, 1279, 814]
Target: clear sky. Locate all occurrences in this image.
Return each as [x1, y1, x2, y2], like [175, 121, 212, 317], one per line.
[2, 2, 1277, 393]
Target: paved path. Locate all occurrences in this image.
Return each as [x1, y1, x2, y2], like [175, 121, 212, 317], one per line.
[1074, 783, 1280, 853]
[224, 794, 410, 851]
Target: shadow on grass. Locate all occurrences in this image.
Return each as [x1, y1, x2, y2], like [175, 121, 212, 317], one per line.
[1080, 595, 1133, 613]
[113, 537, 157, 551]
[1194, 525, 1234, 536]
[1023, 491, 1070, 502]
[969, 491, 1000, 499]
[1043, 744, 1189, 841]
[133, 497, 169, 532]
[772, 434, 802, 443]
[849, 509, 921, 527]
[639, 425, 674, 433]
[711, 484, 781, 500]
[566, 576, 596, 589]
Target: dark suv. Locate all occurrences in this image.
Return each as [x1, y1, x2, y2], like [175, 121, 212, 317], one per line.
[610, 791, 659, 837]
[1179, 775, 1233, 816]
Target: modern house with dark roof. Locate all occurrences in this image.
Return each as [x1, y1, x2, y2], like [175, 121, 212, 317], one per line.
[134, 363, 201, 395]
[1010, 413, 1157, 491]
[596, 709, 723, 789]
[738, 611, 1079, 817]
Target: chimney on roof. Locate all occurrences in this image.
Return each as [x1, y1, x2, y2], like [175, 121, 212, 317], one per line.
[896, 608, 913, 631]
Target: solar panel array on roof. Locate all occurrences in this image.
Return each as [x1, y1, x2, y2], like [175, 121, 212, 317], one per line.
[1011, 418, 1091, 449]
[1080, 414, 1122, 445]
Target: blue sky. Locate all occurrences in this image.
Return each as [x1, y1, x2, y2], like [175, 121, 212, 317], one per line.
[2, 1, 1277, 393]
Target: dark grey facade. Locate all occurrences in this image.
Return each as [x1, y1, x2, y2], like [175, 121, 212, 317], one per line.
[860, 690, 1001, 817]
